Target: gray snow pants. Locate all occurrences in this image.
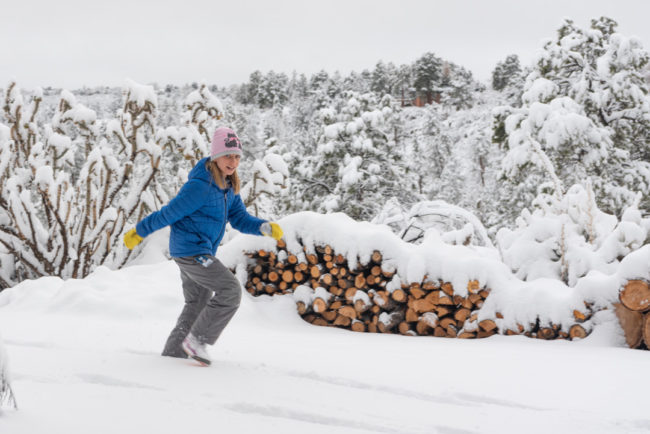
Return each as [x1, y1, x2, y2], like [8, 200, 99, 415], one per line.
[161, 255, 242, 358]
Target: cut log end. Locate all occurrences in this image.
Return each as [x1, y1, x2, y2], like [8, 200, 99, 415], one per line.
[619, 280, 650, 312]
[568, 324, 589, 341]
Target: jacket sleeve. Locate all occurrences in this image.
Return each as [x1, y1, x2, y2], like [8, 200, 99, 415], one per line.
[227, 193, 266, 235]
[136, 179, 207, 238]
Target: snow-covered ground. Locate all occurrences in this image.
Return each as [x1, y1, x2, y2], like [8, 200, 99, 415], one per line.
[1, 253, 649, 434]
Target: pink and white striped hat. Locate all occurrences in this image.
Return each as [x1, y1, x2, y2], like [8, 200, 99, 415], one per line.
[210, 127, 243, 160]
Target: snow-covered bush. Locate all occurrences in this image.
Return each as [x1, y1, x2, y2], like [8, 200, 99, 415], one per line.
[240, 148, 289, 218]
[373, 199, 494, 249]
[0, 333, 16, 410]
[497, 182, 650, 286]
[0, 80, 223, 287]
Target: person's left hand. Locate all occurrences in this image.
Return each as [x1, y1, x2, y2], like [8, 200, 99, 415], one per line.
[261, 222, 283, 240]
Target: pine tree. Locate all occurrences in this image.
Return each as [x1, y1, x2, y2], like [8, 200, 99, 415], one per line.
[492, 54, 522, 91]
[495, 17, 650, 216]
[413, 52, 442, 103]
[294, 92, 410, 221]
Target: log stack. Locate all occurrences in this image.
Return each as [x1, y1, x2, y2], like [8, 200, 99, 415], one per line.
[242, 241, 598, 341]
[615, 280, 650, 350]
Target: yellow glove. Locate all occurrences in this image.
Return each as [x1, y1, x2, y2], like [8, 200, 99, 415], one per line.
[124, 228, 143, 250]
[261, 222, 283, 241]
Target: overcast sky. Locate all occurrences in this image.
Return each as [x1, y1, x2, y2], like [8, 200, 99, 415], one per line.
[2, 0, 649, 90]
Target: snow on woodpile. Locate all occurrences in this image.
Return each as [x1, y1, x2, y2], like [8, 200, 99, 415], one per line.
[219, 212, 650, 342]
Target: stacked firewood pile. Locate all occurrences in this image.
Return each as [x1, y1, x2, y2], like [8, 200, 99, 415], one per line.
[242, 240, 596, 340]
[615, 280, 650, 350]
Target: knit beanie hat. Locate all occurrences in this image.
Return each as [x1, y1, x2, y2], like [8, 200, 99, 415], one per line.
[210, 127, 242, 160]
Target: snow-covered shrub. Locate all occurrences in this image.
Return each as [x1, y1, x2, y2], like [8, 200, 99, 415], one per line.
[497, 182, 650, 286]
[0, 333, 16, 410]
[0, 80, 224, 287]
[240, 149, 289, 218]
[373, 198, 494, 249]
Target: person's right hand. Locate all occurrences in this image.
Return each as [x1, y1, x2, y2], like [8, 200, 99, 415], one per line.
[124, 228, 143, 250]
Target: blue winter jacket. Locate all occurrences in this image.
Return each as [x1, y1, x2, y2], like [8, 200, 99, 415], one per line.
[136, 157, 265, 257]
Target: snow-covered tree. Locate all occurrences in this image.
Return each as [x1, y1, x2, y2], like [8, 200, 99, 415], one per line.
[491, 54, 525, 105]
[492, 54, 522, 91]
[0, 80, 223, 287]
[241, 146, 289, 218]
[496, 94, 612, 220]
[292, 92, 412, 221]
[373, 198, 494, 249]
[497, 17, 650, 216]
[439, 62, 480, 109]
[413, 52, 442, 102]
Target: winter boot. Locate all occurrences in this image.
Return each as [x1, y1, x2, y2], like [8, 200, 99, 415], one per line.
[182, 333, 211, 366]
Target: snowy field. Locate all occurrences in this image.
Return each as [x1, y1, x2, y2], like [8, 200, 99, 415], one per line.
[1, 254, 650, 434]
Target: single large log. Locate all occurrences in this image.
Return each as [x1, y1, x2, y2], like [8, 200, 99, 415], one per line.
[619, 280, 650, 312]
[614, 302, 644, 348]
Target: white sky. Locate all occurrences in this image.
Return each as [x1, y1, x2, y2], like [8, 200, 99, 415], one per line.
[2, 0, 649, 89]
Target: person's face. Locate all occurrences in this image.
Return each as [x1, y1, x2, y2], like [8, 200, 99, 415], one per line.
[216, 153, 241, 176]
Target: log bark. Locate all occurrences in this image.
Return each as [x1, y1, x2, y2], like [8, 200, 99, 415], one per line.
[644, 313, 650, 348]
[619, 280, 650, 312]
[614, 302, 644, 348]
